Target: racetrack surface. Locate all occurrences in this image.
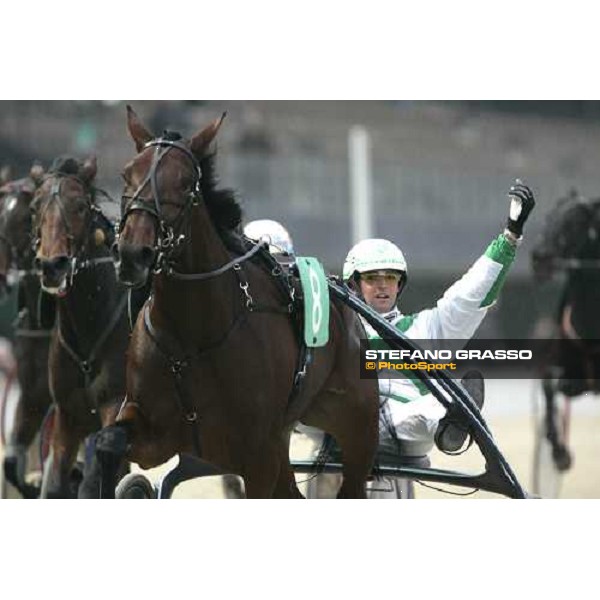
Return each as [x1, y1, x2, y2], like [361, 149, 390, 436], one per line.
[2, 376, 599, 499]
[409, 378, 600, 499]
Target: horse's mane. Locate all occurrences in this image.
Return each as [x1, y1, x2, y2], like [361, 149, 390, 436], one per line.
[198, 151, 242, 233]
[49, 156, 87, 179]
[47, 155, 110, 213]
[154, 132, 242, 236]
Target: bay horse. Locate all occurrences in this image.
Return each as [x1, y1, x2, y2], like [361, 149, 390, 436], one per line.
[31, 156, 131, 498]
[100, 106, 379, 498]
[531, 190, 600, 471]
[0, 165, 54, 497]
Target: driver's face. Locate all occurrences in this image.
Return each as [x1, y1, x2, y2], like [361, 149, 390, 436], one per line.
[359, 270, 401, 314]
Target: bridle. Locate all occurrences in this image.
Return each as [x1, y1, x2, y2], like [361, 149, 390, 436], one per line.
[119, 138, 201, 275]
[117, 137, 300, 445]
[33, 173, 114, 286]
[0, 180, 37, 282]
[118, 137, 264, 283]
[34, 172, 128, 393]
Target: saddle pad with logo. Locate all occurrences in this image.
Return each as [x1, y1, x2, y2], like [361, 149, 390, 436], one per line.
[295, 257, 330, 347]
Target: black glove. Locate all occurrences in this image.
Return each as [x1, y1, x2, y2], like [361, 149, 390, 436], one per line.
[506, 180, 535, 237]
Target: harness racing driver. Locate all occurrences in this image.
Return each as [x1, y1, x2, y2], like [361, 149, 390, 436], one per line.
[343, 181, 535, 457]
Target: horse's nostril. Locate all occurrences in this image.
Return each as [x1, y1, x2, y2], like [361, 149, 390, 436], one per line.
[54, 256, 70, 272]
[38, 255, 70, 277]
[34, 256, 42, 272]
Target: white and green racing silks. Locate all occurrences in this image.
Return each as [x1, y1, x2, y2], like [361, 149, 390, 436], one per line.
[362, 234, 516, 403]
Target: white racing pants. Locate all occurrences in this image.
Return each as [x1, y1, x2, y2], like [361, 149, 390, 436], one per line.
[379, 394, 446, 457]
[294, 393, 446, 499]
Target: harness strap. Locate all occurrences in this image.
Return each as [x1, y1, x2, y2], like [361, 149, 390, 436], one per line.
[140, 280, 308, 456]
[286, 344, 313, 418]
[57, 292, 128, 390]
[244, 236, 297, 314]
[165, 241, 264, 281]
[35, 173, 115, 281]
[14, 329, 52, 338]
[142, 301, 247, 457]
[77, 256, 115, 269]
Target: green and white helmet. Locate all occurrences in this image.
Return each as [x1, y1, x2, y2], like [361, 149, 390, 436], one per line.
[343, 238, 408, 281]
[243, 219, 295, 255]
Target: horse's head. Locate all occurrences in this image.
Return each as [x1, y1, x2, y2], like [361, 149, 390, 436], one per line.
[114, 105, 226, 288]
[531, 190, 600, 282]
[0, 164, 45, 296]
[31, 156, 100, 296]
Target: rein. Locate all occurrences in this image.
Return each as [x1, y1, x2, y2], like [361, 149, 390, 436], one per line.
[163, 240, 264, 281]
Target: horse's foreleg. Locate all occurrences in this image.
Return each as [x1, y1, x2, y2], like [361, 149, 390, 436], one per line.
[95, 422, 130, 499]
[39, 408, 81, 499]
[239, 440, 284, 499]
[78, 402, 129, 499]
[543, 378, 572, 471]
[3, 390, 49, 497]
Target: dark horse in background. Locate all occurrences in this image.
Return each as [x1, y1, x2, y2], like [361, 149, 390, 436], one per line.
[98, 106, 379, 498]
[531, 190, 600, 471]
[0, 165, 54, 498]
[31, 156, 131, 498]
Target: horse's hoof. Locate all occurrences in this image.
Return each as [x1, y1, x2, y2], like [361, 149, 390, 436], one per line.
[553, 445, 573, 472]
[21, 482, 41, 499]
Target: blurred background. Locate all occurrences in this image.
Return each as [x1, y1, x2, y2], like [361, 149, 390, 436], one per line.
[1, 100, 599, 497]
[3, 100, 597, 338]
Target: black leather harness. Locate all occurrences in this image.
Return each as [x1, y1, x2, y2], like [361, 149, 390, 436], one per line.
[119, 137, 311, 454]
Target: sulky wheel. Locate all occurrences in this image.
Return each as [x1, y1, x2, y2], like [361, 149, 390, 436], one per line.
[115, 473, 156, 499]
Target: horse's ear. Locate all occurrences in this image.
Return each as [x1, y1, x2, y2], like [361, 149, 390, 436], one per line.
[126, 105, 154, 152]
[190, 112, 226, 158]
[29, 163, 45, 186]
[80, 156, 97, 184]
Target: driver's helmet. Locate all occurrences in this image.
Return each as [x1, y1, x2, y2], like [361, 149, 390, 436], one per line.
[244, 219, 295, 256]
[343, 238, 408, 294]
